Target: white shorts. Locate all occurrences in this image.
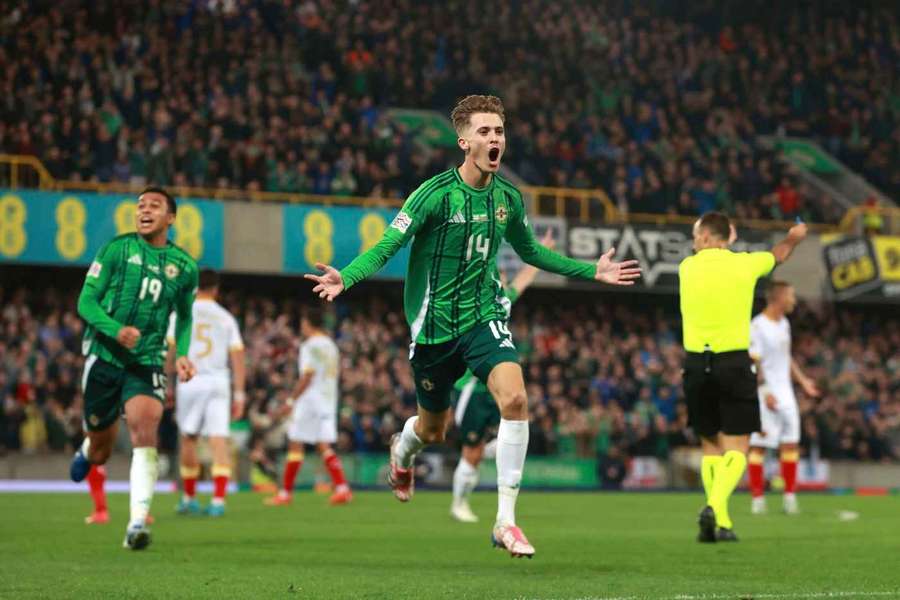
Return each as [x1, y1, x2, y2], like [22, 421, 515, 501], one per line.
[750, 386, 800, 449]
[287, 400, 337, 444]
[176, 375, 231, 438]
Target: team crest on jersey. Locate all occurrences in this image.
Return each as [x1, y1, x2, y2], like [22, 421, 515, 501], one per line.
[495, 204, 508, 223]
[165, 264, 179, 279]
[421, 377, 435, 391]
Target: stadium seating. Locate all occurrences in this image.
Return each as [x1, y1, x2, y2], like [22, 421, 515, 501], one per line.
[1, 2, 896, 220]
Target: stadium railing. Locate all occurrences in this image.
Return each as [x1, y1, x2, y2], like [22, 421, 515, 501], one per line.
[0, 154, 845, 232]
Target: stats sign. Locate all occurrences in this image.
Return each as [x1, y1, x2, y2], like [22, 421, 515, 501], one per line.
[821, 234, 900, 301]
[566, 223, 770, 291]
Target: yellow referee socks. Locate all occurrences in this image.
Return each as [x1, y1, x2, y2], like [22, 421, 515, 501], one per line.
[709, 450, 747, 529]
[701, 455, 722, 505]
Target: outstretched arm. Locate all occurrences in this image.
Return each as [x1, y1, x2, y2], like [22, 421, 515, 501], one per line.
[306, 187, 434, 301]
[504, 200, 641, 285]
[771, 222, 808, 264]
[508, 229, 555, 295]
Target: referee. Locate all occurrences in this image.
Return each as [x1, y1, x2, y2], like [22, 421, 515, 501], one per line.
[679, 212, 807, 543]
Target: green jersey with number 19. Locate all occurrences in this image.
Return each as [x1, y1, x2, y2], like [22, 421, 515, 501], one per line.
[340, 168, 595, 345]
[77, 233, 198, 368]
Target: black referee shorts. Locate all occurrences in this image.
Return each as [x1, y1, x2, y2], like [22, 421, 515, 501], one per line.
[683, 350, 760, 439]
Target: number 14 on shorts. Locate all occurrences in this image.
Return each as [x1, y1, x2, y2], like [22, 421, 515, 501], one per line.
[489, 321, 515, 349]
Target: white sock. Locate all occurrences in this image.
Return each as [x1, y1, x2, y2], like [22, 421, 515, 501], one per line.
[496, 419, 528, 526]
[80, 436, 91, 456]
[452, 458, 479, 505]
[129, 447, 158, 528]
[395, 416, 425, 469]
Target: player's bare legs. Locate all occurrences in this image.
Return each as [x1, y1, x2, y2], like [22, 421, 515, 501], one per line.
[780, 442, 800, 514]
[177, 434, 202, 514]
[486, 362, 534, 558]
[390, 406, 450, 502]
[122, 395, 163, 549]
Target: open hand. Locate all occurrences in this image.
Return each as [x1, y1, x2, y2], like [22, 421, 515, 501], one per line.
[304, 263, 345, 302]
[595, 247, 642, 286]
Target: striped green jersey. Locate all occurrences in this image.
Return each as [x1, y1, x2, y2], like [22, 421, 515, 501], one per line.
[340, 168, 594, 345]
[77, 233, 198, 368]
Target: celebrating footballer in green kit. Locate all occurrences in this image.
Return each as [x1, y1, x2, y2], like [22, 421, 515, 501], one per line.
[450, 231, 552, 524]
[70, 186, 199, 551]
[305, 95, 641, 558]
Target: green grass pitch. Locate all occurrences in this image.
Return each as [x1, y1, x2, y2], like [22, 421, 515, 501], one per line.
[1, 490, 898, 599]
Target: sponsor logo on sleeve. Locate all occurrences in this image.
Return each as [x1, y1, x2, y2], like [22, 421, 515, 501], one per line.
[87, 261, 103, 278]
[391, 211, 413, 233]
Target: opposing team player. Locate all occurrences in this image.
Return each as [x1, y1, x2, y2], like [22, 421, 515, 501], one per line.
[265, 306, 351, 506]
[168, 269, 246, 517]
[70, 186, 198, 550]
[748, 281, 819, 515]
[450, 232, 551, 523]
[305, 95, 640, 557]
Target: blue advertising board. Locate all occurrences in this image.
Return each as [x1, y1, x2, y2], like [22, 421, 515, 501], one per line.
[0, 190, 224, 268]
[282, 205, 409, 277]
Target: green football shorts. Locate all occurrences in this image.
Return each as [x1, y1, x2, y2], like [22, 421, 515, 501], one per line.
[81, 356, 166, 431]
[410, 320, 518, 413]
[453, 383, 500, 447]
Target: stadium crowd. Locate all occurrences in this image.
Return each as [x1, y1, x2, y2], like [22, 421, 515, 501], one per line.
[2, 282, 897, 468]
[2, 1, 897, 221]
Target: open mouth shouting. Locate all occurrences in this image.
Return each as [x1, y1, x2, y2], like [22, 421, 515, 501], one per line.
[487, 146, 501, 168]
[137, 215, 155, 230]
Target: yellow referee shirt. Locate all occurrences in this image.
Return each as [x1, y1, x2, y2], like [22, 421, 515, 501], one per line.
[679, 249, 776, 353]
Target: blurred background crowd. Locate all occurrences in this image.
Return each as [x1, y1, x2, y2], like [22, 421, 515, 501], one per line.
[2, 1, 897, 221]
[2, 281, 897, 468]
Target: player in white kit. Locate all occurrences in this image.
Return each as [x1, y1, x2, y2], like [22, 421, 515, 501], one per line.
[265, 306, 352, 506]
[169, 270, 246, 517]
[747, 281, 819, 515]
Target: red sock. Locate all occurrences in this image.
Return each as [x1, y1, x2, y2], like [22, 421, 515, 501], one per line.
[781, 458, 798, 494]
[748, 462, 765, 498]
[324, 451, 348, 488]
[181, 465, 199, 499]
[212, 464, 230, 502]
[283, 451, 303, 494]
[87, 465, 107, 512]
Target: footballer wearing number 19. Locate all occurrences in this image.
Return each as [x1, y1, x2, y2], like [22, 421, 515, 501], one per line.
[70, 186, 199, 551]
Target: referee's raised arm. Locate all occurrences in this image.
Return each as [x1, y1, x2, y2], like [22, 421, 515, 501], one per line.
[678, 212, 807, 544]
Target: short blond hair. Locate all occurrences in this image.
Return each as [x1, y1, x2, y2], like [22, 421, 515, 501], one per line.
[450, 95, 505, 134]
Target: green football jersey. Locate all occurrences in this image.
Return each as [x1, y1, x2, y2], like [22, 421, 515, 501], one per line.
[78, 233, 198, 368]
[340, 168, 594, 344]
[454, 284, 520, 394]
